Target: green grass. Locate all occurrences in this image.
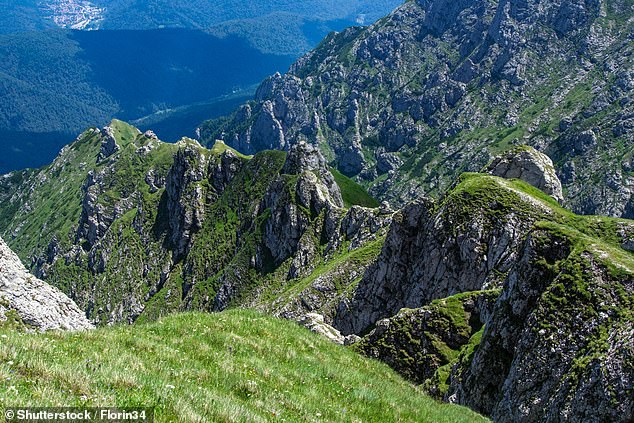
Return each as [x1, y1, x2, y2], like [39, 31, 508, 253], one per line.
[0, 311, 488, 423]
[209, 140, 253, 159]
[330, 168, 380, 208]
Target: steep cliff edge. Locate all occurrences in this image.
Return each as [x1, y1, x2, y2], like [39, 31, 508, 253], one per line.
[347, 173, 633, 422]
[201, 0, 634, 218]
[0, 237, 93, 331]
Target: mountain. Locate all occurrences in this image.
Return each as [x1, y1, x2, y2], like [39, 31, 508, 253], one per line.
[0, 1, 403, 174]
[200, 0, 634, 219]
[0, 120, 384, 325]
[0, 310, 486, 422]
[1, 0, 633, 420]
[0, 119, 632, 421]
[0, 236, 92, 331]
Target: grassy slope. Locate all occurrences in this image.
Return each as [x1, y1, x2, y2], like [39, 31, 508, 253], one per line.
[0, 310, 487, 423]
[330, 168, 380, 208]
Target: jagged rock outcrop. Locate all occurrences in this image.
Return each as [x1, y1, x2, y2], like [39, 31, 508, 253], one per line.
[97, 125, 121, 162]
[486, 146, 564, 203]
[282, 140, 344, 209]
[0, 237, 93, 331]
[201, 0, 634, 218]
[258, 141, 344, 268]
[448, 227, 634, 423]
[270, 205, 392, 322]
[335, 174, 551, 335]
[166, 140, 210, 258]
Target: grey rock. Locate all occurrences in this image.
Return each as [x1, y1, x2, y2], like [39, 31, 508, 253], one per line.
[97, 125, 120, 162]
[0, 237, 93, 331]
[376, 151, 404, 174]
[166, 141, 209, 257]
[573, 130, 598, 155]
[450, 229, 633, 423]
[298, 313, 345, 344]
[143, 130, 159, 140]
[486, 146, 564, 203]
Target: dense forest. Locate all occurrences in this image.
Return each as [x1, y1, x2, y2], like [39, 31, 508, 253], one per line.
[0, 29, 295, 172]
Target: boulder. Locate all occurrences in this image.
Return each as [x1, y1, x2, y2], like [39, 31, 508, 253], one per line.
[486, 146, 564, 203]
[298, 313, 345, 344]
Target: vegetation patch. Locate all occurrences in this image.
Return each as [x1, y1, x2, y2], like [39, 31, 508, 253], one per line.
[330, 168, 380, 208]
[0, 310, 488, 422]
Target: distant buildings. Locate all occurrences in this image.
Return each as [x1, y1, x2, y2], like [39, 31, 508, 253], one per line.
[40, 0, 105, 30]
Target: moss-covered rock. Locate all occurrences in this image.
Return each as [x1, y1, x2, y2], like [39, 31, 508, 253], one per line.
[355, 290, 499, 386]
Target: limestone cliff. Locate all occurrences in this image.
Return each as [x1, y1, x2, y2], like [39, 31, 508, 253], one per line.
[0, 237, 93, 331]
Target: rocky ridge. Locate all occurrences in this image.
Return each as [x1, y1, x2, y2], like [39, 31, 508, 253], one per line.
[0, 121, 387, 326]
[345, 173, 634, 422]
[200, 0, 634, 219]
[0, 119, 632, 421]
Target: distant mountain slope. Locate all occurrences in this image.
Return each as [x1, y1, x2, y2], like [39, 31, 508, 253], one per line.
[0, 0, 52, 34]
[1, 0, 403, 55]
[52, 0, 402, 35]
[201, 0, 634, 218]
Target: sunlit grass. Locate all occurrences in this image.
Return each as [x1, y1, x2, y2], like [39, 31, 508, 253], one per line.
[0, 310, 488, 422]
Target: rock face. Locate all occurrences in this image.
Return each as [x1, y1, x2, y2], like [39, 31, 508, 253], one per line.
[335, 174, 549, 335]
[450, 229, 634, 423]
[354, 219, 634, 423]
[200, 0, 634, 218]
[486, 146, 564, 203]
[0, 237, 93, 331]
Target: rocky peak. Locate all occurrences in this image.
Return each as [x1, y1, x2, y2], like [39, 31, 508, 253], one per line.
[282, 141, 327, 175]
[166, 143, 212, 258]
[282, 141, 344, 209]
[0, 237, 93, 331]
[97, 125, 120, 163]
[486, 146, 564, 203]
